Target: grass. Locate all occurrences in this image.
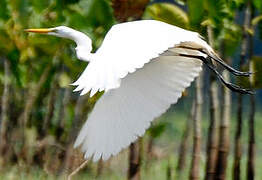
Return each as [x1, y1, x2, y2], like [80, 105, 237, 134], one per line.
[1, 154, 262, 180]
[0, 105, 261, 179]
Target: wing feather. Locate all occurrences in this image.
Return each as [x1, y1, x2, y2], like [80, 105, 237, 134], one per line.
[72, 20, 207, 96]
[74, 54, 202, 161]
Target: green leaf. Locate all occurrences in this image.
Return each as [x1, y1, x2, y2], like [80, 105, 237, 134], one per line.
[148, 122, 167, 138]
[236, 56, 262, 90]
[252, 15, 262, 26]
[253, 0, 262, 12]
[218, 20, 242, 56]
[258, 20, 262, 40]
[79, 0, 115, 31]
[30, 0, 51, 13]
[0, 0, 10, 20]
[145, 3, 189, 28]
[204, 0, 229, 27]
[187, 0, 205, 29]
[58, 72, 71, 88]
[9, 0, 31, 25]
[250, 56, 262, 89]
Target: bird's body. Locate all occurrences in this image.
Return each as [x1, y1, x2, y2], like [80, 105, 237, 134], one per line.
[26, 20, 252, 161]
[72, 20, 210, 96]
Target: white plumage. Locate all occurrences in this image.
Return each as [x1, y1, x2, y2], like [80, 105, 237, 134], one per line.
[27, 20, 244, 162]
[72, 20, 211, 96]
[72, 20, 208, 161]
[74, 55, 202, 161]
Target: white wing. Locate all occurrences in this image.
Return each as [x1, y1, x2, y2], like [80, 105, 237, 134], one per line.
[74, 52, 203, 161]
[72, 20, 210, 96]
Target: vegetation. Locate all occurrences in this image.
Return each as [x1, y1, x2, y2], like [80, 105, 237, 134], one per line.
[0, 0, 262, 179]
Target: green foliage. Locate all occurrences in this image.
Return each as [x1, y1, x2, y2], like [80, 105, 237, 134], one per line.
[144, 3, 189, 28]
[148, 122, 167, 138]
[236, 56, 262, 90]
[250, 56, 262, 89]
[0, 0, 261, 179]
[204, 0, 228, 27]
[254, 0, 262, 12]
[0, 0, 10, 21]
[187, 0, 205, 30]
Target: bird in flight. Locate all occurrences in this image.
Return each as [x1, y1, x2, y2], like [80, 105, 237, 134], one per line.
[26, 20, 253, 161]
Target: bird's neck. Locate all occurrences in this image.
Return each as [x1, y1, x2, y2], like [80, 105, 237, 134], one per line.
[66, 29, 93, 62]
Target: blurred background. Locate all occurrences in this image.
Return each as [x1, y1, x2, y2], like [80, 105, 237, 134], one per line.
[0, 0, 262, 179]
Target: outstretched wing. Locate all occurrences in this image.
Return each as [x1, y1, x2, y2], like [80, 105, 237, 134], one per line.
[71, 20, 210, 96]
[74, 53, 202, 161]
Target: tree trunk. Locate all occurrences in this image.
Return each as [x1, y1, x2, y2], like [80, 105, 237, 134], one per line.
[61, 95, 88, 174]
[128, 139, 142, 180]
[233, 95, 242, 180]
[189, 73, 203, 180]
[233, 4, 251, 180]
[167, 160, 172, 180]
[19, 66, 51, 128]
[176, 100, 195, 176]
[0, 58, 11, 161]
[14, 65, 51, 163]
[56, 88, 71, 141]
[247, 94, 255, 180]
[247, 2, 255, 179]
[215, 70, 231, 180]
[41, 73, 58, 137]
[205, 26, 219, 180]
[96, 159, 104, 177]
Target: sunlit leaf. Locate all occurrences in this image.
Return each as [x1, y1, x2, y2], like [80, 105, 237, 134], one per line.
[218, 20, 242, 56]
[252, 15, 262, 26]
[145, 3, 189, 28]
[187, 0, 205, 29]
[204, 0, 229, 26]
[236, 56, 262, 90]
[58, 72, 71, 88]
[250, 56, 262, 89]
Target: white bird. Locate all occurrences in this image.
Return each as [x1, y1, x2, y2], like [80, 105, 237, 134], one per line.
[26, 20, 252, 161]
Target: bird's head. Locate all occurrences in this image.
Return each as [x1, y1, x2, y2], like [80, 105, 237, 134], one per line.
[25, 26, 93, 62]
[25, 26, 76, 39]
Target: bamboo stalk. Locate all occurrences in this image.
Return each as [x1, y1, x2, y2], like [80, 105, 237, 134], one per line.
[247, 2, 255, 179]
[233, 4, 251, 179]
[205, 26, 219, 180]
[176, 100, 194, 176]
[215, 70, 231, 180]
[189, 72, 203, 180]
[0, 58, 11, 158]
[128, 139, 142, 180]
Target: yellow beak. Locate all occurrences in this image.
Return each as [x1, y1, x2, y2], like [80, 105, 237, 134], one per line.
[25, 28, 54, 34]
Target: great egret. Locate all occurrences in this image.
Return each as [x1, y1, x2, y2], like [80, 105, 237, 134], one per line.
[26, 20, 253, 161]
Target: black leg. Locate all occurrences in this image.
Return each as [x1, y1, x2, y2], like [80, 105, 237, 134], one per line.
[175, 45, 252, 76]
[176, 53, 254, 95]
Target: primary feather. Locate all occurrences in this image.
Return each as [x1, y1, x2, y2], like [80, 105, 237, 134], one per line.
[74, 53, 202, 161]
